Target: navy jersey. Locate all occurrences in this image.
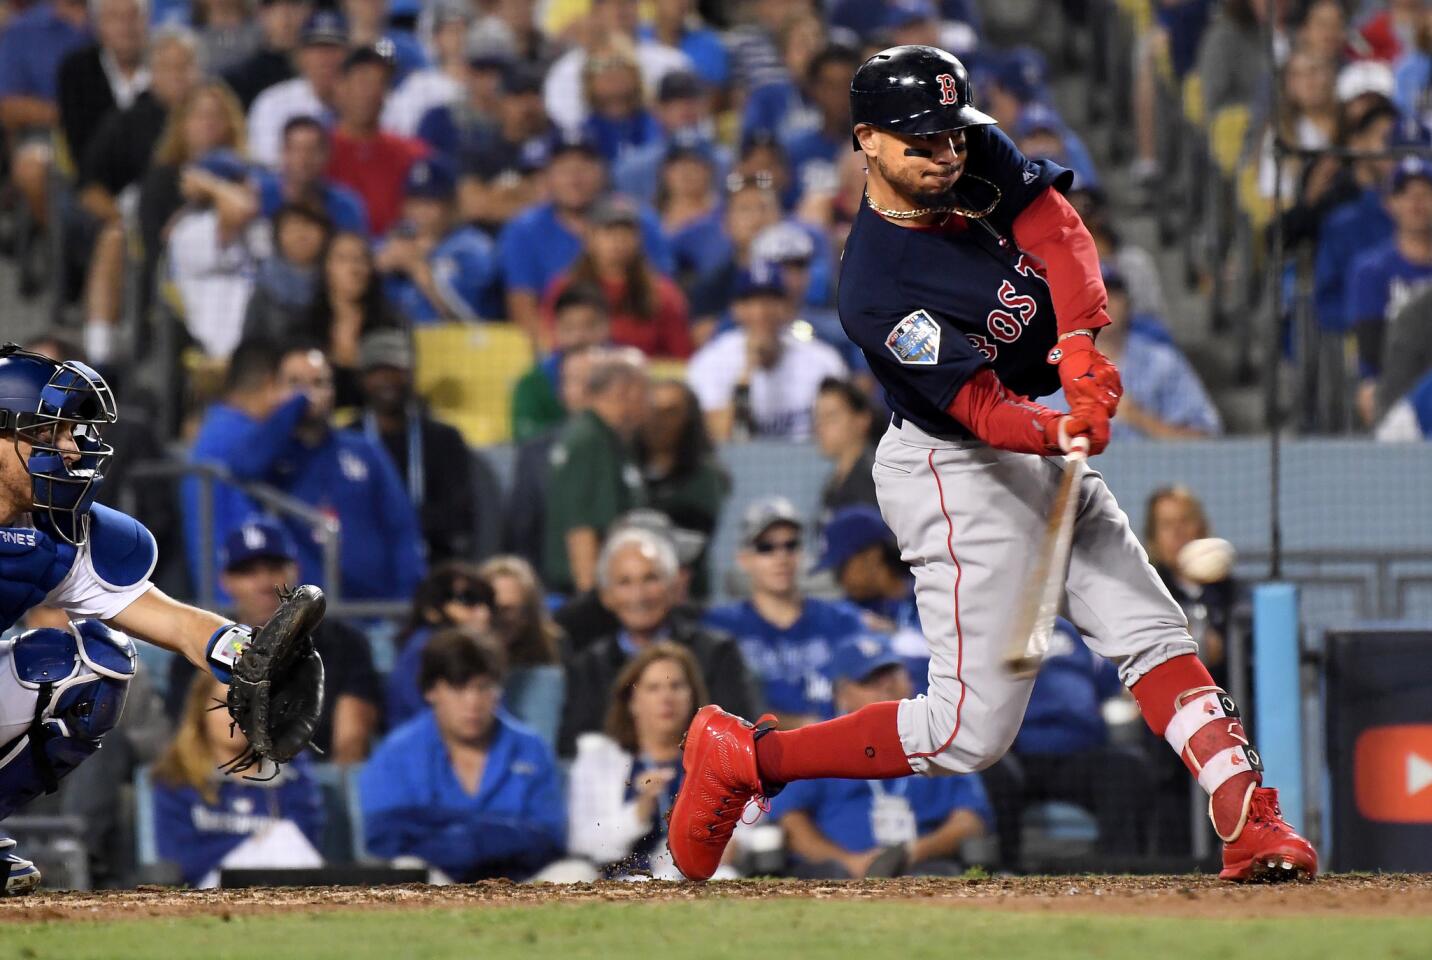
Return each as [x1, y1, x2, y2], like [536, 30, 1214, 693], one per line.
[837, 125, 1074, 438]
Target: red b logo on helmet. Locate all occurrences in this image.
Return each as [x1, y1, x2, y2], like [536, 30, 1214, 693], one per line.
[936, 73, 959, 106]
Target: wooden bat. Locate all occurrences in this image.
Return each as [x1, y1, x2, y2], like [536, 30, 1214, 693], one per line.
[1003, 442, 1088, 678]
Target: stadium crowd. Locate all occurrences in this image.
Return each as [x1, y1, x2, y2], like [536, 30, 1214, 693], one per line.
[0, 0, 1419, 888]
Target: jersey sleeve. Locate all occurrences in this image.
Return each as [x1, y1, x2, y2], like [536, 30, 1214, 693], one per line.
[45, 505, 157, 620]
[966, 124, 1075, 226]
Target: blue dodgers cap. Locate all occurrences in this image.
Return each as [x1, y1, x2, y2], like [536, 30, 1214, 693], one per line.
[884, 0, 937, 28]
[194, 149, 249, 183]
[815, 505, 894, 572]
[301, 9, 349, 47]
[827, 634, 906, 685]
[404, 154, 457, 199]
[1013, 102, 1065, 140]
[221, 518, 298, 571]
[731, 260, 787, 300]
[1391, 154, 1432, 192]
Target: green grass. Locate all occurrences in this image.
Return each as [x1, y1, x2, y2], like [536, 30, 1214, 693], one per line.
[5, 899, 1430, 960]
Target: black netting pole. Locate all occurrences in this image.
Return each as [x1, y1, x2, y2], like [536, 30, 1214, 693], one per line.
[1264, 5, 1284, 581]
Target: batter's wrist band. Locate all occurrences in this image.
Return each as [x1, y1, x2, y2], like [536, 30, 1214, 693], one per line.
[205, 623, 252, 684]
[1056, 329, 1095, 344]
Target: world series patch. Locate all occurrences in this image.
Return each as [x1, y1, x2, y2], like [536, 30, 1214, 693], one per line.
[886, 310, 941, 365]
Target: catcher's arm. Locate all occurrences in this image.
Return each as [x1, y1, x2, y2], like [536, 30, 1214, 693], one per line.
[106, 585, 231, 670]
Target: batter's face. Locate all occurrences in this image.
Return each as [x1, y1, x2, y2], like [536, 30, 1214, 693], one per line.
[859, 126, 969, 208]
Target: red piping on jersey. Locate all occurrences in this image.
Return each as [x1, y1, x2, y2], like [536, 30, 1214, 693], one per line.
[1011, 186, 1111, 336]
[907, 448, 967, 762]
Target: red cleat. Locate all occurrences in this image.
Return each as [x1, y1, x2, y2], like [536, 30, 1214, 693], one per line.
[1219, 787, 1318, 881]
[667, 705, 776, 881]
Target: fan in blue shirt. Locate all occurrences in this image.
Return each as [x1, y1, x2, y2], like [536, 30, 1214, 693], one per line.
[360, 630, 565, 881]
[770, 635, 991, 878]
[498, 133, 673, 334]
[380, 155, 502, 322]
[1345, 157, 1432, 393]
[704, 498, 866, 724]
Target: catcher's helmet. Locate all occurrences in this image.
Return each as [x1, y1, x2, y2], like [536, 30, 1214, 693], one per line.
[850, 45, 996, 150]
[0, 343, 117, 545]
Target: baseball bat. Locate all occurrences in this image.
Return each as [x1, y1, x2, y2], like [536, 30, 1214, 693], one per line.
[1002, 441, 1088, 678]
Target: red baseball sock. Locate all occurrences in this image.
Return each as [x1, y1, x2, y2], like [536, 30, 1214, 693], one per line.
[755, 701, 913, 784]
[1132, 653, 1261, 840]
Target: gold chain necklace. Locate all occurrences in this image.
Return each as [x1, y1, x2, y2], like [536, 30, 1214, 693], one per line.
[865, 174, 1003, 222]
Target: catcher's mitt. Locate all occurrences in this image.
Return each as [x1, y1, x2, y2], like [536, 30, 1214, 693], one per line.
[220, 584, 327, 776]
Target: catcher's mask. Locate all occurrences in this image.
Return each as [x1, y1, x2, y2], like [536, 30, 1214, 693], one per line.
[0, 343, 117, 546]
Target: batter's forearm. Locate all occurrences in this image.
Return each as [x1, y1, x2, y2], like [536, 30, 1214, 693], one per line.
[946, 368, 1060, 454]
[1011, 187, 1110, 336]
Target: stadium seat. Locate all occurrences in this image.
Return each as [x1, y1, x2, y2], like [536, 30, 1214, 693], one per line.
[414, 323, 534, 446]
[1209, 106, 1251, 178]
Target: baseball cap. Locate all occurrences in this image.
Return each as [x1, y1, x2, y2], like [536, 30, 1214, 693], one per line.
[502, 62, 544, 95]
[884, 0, 937, 28]
[404, 155, 457, 199]
[301, 9, 348, 47]
[657, 70, 706, 103]
[732, 261, 787, 300]
[1014, 102, 1065, 140]
[359, 329, 414, 372]
[344, 39, 397, 74]
[221, 518, 299, 571]
[1392, 154, 1432, 193]
[548, 129, 604, 161]
[815, 505, 894, 573]
[1336, 60, 1395, 103]
[751, 222, 815, 266]
[429, 0, 471, 27]
[740, 496, 803, 547]
[589, 194, 642, 228]
[826, 635, 905, 686]
[1100, 262, 1128, 294]
[194, 148, 249, 183]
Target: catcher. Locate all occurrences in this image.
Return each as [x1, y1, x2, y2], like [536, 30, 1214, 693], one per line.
[0, 343, 326, 895]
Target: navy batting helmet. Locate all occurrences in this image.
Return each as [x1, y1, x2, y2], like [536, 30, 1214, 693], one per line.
[850, 45, 996, 150]
[0, 344, 117, 545]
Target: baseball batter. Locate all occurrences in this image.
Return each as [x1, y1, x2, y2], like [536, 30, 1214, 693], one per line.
[668, 46, 1317, 882]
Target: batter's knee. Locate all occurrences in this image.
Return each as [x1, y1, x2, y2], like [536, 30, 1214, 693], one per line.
[899, 694, 1022, 777]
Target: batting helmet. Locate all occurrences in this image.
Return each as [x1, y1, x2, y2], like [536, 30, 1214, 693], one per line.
[850, 45, 996, 150]
[0, 343, 117, 545]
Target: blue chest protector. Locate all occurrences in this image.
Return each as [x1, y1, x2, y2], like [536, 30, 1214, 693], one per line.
[0, 504, 155, 632]
[0, 620, 135, 820]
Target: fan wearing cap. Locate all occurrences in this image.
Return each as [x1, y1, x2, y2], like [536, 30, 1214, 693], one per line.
[376, 0, 468, 137]
[685, 176, 783, 330]
[164, 518, 382, 763]
[685, 262, 847, 442]
[539, 195, 694, 359]
[351, 329, 480, 563]
[768, 635, 991, 880]
[1014, 103, 1099, 192]
[611, 70, 732, 207]
[247, 9, 351, 168]
[325, 40, 430, 237]
[377, 154, 501, 322]
[1346, 155, 1432, 425]
[411, 41, 513, 160]
[497, 131, 673, 344]
[340, 0, 428, 86]
[704, 497, 865, 728]
[165, 149, 267, 359]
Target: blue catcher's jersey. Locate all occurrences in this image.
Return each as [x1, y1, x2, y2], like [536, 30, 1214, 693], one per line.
[0, 504, 156, 632]
[837, 124, 1073, 439]
[705, 598, 865, 719]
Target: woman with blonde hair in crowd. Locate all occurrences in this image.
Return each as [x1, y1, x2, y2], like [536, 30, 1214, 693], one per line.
[566, 642, 711, 880]
[150, 673, 324, 888]
[139, 79, 249, 262]
[479, 555, 566, 749]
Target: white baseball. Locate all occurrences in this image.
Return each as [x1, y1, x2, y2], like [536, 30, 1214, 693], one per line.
[1176, 537, 1236, 584]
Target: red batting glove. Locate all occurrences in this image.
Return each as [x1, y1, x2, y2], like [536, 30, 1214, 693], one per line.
[1049, 333, 1122, 418]
[1043, 404, 1110, 456]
